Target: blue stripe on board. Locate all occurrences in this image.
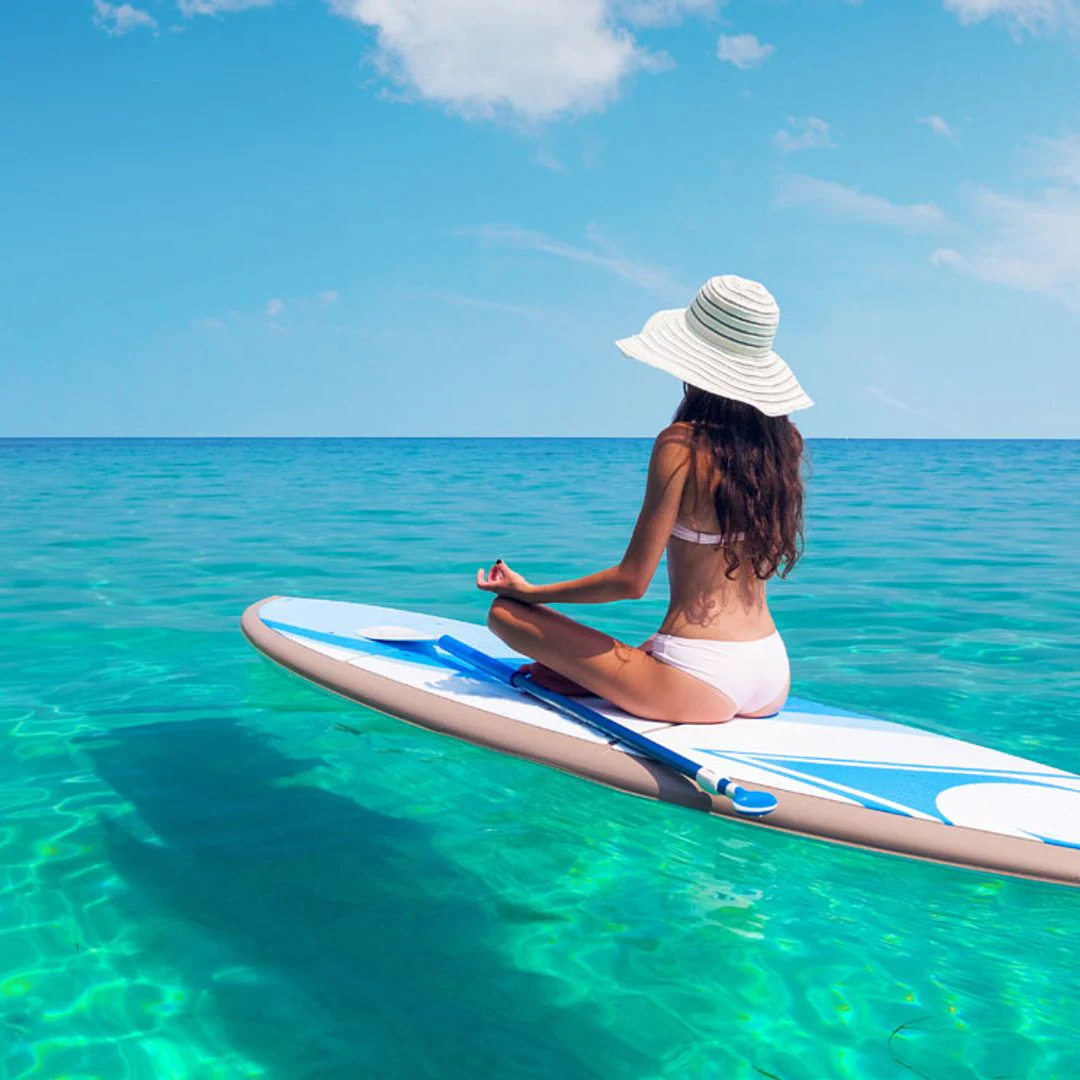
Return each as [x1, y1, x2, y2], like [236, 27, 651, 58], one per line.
[783, 696, 876, 720]
[724, 750, 1073, 782]
[703, 751, 916, 818]
[716, 751, 1080, 829]
[1032, 835, 1080, 851]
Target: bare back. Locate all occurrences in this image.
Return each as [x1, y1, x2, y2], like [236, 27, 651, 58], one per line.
[659, 430, 777, 642]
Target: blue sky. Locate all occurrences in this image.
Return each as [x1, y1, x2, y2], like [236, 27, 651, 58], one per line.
[3, 0, 1078, 437]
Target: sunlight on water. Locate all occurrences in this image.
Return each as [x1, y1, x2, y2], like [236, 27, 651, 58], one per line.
[1, 438, 1079, 1078]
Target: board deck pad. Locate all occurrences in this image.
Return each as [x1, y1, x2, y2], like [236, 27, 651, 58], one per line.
[243, 596, 1080, 887]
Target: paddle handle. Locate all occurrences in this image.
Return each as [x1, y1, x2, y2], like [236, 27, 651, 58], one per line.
[435, 635, 777, 818]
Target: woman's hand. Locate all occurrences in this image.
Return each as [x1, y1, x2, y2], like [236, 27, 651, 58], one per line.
[476, 559, 534, 601]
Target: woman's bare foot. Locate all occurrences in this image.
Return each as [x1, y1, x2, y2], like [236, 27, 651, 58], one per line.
[516, 661, 593, 697]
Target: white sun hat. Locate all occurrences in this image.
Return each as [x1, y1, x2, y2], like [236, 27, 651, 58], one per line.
[615, 275, 813, 417]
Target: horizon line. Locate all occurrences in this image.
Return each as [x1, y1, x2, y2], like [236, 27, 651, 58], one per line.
[3, 435, 1078, 443]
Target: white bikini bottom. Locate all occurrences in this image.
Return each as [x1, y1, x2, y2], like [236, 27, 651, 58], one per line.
[649, 632, 790, 715]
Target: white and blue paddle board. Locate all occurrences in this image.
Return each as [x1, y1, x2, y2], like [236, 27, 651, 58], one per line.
[243, 596, 1080, 887]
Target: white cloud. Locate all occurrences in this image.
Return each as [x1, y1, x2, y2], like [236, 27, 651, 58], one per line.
[457, 223, 682, 293]
[616, 0, 715, 26]
[931, 135, 1080, 308]
[772, 116, 836, 153]
[178, 0, 278, 16]
[1035, 132, 1080, 184]
[716, 32, 775, 69]
[425, 289, 561, 320]
[326, 0, 678, 121]
[863, 385, 932, 419]
[776, 175, 946, 229]
[917, 115, 959, 142]
[92, 0, 158, 35]
[193, 291, 338, 331]
[943, 0, 1080, 34]
[534, 147, 566, 172]
[171, 0, 715, 120]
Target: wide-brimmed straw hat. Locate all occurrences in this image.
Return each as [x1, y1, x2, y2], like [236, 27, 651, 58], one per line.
[615, 275, 812, 417]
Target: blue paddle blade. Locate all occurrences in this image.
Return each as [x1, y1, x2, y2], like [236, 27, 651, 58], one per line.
[730, 788, 779, 817]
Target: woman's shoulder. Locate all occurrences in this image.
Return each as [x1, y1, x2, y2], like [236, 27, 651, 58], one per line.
[650, 423, 695, 472]
[655, 421, 696, 449]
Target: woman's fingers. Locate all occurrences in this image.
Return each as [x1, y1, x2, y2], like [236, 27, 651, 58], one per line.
[476, 560, 515, 592]
[477, 567, 505, 593]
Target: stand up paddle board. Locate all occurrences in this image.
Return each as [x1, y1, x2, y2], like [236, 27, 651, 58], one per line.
[242, 596, 1080, 887]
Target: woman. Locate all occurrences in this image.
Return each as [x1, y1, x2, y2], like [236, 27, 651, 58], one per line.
[477, 275, 812, 725]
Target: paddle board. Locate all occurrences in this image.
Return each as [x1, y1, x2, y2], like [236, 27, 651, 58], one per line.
[242, 596, 1080, 887]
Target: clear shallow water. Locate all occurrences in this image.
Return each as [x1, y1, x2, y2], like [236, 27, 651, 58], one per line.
[2, 437, 1079, 1080]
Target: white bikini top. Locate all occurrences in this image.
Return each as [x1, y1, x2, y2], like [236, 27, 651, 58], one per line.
[670, 522, 745, 545]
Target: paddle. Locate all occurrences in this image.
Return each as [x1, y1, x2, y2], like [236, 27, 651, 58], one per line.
[357, 626, 778, 818]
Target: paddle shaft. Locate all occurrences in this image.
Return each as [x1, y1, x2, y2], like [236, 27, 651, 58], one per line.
[435, 635, 775, 815]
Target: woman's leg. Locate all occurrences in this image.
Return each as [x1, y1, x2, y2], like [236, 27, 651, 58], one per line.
[487, 598, 737, 725]
[521, 637, 660, 697]
[516, 662, 592, 696]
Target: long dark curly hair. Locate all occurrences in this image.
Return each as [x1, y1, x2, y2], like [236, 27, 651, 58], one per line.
[673, 384, 805, 580]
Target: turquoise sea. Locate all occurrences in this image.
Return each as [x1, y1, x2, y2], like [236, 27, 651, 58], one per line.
[2, 437, 1079, 1080]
